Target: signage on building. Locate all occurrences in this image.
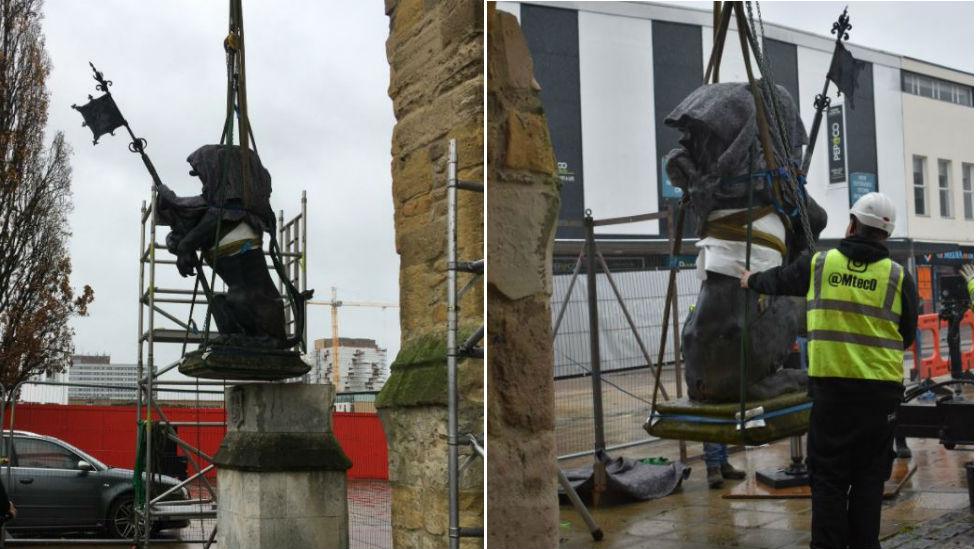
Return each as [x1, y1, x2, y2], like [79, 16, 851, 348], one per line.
[848, 172, 877, 207]
[917, 248, 974, 266]
[557, 160, 576, 185]
[661, 159, 683, 199]
[668, 254, 698, 268]
[827, 105, 847, 183]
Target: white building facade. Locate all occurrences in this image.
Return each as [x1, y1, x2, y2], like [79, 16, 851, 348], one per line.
[68, 355, 139, 402]
[900, 58, 975, 243]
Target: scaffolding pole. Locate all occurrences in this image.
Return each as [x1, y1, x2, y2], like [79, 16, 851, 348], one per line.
[142, 185, 159, 547]
[446, 139, 484, 548]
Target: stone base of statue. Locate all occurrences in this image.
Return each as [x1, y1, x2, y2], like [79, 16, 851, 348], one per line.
[213, 383, 351, 549]
[178, 346, 310, 381]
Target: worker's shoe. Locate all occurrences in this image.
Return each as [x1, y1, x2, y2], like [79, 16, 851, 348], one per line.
[721, 462, 746, 480]
[707, 466, 724, 489]
[896, 445, 913, 459]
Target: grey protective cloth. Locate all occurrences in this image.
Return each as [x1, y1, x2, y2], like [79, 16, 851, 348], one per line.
[155, 182, 208, 239]
[186, 144, 274, 232]
[662, 81, 812, 237]
[561, 451, 691, 504]
[155, 145, 275, 234]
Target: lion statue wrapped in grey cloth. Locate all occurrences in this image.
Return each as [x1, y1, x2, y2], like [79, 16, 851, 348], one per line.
[663, 81, 828, 403]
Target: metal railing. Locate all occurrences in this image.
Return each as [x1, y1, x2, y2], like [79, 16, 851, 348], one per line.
[552, 209, 699, 467]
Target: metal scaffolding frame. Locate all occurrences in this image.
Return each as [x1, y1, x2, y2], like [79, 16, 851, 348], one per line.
[445, 139, 485, 548]
[278, 194, 308, 348]
[551, 210, 686, 503]
[135, 189, 307, 548]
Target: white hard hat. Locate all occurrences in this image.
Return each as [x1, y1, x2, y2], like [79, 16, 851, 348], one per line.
[850, 192, 896, 235]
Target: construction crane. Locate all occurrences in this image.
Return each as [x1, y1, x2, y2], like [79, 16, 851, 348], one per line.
[308, 287, 398, 388]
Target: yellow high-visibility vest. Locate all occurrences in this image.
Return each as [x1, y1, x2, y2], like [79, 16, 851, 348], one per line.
[806, 249, 905, 382]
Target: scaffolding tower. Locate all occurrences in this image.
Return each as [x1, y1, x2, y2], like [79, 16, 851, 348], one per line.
[135, 188, 308, 548]
[446, 139, 485, 548]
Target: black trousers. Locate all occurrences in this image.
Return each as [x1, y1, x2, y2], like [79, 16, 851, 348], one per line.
[807, 398, 898, 549]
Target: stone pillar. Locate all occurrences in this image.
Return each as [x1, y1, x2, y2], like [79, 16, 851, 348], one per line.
[214, 383, 351, 549]
[378, 1, 484, 548]
[486, 5, 561, 549]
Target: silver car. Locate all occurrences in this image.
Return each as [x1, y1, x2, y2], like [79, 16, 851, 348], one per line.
[1, 431, 189, 538]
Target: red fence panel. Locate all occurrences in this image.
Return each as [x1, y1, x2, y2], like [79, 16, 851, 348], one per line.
[4, 404, 137, 469]
[3, 404, 388, 480]
[333, 412, 389, 480]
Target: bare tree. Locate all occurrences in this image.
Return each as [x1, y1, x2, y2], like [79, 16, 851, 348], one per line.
[0, 0, 93, 391]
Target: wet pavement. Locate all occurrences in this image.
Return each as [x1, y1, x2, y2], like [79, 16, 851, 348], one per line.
[882, 508, 973, 548]
[5, 478, 392, 549]
[559, 438, 973, 549]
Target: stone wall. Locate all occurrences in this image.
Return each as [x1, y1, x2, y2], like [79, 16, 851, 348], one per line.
[486, 5, 561, 549]
[377, 1, 483, 548]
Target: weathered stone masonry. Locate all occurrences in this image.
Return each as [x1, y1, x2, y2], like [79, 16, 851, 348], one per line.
[376, 1, 483, 548]
[487, 5, 561, 549]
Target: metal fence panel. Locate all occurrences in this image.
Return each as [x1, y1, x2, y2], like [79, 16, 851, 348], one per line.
[551, 266, 701, 457]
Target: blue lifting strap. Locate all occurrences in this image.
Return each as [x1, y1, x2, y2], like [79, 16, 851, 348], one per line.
[719, 166, 809, 223]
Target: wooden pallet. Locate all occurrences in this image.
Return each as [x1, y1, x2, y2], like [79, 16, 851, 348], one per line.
[722, 459, 917, 499]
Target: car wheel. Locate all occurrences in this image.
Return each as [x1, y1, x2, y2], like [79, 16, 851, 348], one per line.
[107, 495, 139, 539]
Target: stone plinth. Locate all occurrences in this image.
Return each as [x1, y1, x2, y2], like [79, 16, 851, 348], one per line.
[214, 383, 351, 549]
[486, 6, 561, 549]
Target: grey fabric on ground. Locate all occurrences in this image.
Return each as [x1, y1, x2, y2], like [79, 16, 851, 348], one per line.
[560, 451, 691, 505]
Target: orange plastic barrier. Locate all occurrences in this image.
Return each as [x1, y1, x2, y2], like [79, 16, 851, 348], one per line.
[910, 310, 974, 380]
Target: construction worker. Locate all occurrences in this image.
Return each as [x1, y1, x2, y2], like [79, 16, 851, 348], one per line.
[740, 192, 917, 549]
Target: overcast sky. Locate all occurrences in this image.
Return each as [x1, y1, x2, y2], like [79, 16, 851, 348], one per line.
[680, 1, 974, 73]
[41, 2, 400, 380]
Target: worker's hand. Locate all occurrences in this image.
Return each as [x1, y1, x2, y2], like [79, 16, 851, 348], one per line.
[961, 264, 974, 283]
[9, 501, 16, 518]
[740, 270, 753, 289]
